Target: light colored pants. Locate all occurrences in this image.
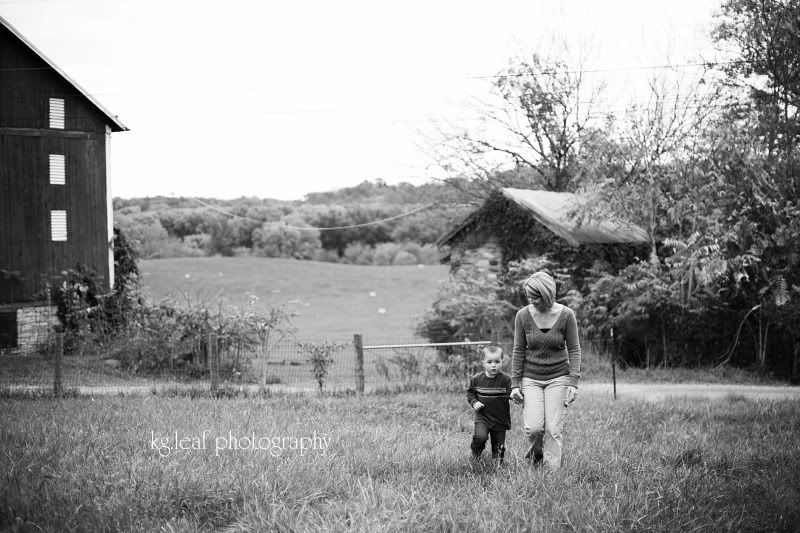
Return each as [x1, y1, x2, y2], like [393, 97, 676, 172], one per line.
[521, 375, 570, 468]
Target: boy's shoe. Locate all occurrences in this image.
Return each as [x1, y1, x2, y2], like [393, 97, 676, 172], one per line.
[469, 454, 485, 469]
[491, 444, 506, 464]
[524, 445, 543, 464]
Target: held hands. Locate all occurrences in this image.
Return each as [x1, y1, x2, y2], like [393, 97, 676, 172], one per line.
[564, 386, 578, 406]
[473, 401, 485, 411]
[510, 388, 524, 405]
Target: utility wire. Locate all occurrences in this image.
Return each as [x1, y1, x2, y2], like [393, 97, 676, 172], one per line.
[0, 59, 750, 75]
[188, 197, 436, 231]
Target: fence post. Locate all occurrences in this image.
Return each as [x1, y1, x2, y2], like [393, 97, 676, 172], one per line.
[610, 328, 617, 400]
[209, 332, 219, 393]
[53, 331, 63, 398]
[353, 334, 364, 395]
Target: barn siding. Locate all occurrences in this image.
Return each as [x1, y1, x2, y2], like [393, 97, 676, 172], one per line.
[0, 22, 113, 305]
[0, 25, 109, 133]
[0, 132, 110, 302]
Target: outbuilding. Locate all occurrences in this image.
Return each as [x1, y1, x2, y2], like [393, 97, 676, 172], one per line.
[437, 187, 650, 277]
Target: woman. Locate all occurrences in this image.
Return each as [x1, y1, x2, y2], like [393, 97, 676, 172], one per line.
[509, 271, 580, 468]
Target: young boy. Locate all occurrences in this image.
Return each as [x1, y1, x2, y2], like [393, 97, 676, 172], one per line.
[466, 345, 512, 462]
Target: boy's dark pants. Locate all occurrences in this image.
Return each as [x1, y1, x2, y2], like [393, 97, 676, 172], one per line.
[471, 420, 506, 460]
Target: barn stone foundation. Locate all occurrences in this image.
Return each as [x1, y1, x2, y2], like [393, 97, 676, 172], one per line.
[16, 305, 58, 352]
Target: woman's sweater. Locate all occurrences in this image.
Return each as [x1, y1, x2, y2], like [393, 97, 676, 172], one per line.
[511, 305, 581, 388]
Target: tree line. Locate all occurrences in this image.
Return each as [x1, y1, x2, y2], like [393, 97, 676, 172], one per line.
[113, 180, 474, 265]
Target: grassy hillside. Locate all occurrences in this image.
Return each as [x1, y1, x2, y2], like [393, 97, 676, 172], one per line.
[139, 257, 450, 341]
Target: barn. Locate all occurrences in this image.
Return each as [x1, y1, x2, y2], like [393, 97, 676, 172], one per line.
[0, 16, 128, 350]
[437, 188, 651, 278]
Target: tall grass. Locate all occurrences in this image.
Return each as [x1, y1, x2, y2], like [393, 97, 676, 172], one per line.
[2, 393, 798, 532]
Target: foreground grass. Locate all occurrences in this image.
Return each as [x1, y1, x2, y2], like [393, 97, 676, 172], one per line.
[2, 393, 799, 532]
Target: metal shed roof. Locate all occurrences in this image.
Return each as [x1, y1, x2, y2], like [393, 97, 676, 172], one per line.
[439, 188, 650, 247]
[0, 15, 128, 132]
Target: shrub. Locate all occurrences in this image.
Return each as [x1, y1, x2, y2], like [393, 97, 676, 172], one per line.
[434, 352, 484, 382]
[372, 243, 401, 265]
[343, 243, 371, 265]
[297, 340, 348, 393]
[416, 264, 516, 345]
[252, 217, 322, 260]
[392, 250, 417, 265]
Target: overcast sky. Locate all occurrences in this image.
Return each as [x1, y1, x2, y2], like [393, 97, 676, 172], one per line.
[3, 0, 722, 200]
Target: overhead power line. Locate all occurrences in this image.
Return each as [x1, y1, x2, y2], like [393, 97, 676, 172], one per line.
[472, 60, 748, 78]
[0, 58, 750, 80]
[188, 197, 436, 231]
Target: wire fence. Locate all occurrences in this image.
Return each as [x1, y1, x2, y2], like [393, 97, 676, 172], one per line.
[0, 331, 500, 395]
[0, 326, 622, 397]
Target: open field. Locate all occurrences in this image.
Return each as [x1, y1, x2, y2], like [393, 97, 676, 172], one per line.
[1, 393, 798, 532]
[139, 257, 450, 340]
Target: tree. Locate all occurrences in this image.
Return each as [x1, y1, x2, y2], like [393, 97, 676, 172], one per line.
[575, 67, 722, 264]
[710, 0, 800, 373]
[714, 0, 800, 187]
[251, 215, 322, 260]
[207, 215, 236, 256]
[427, 45, 605, 195]
[389, 205, 470, 245]
[312, 206, 351, 257]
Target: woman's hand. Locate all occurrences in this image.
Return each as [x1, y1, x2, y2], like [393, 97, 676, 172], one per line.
[564, 386, 578, 406]
[510, 388, 524, 404]
[473, 401, 484, 411]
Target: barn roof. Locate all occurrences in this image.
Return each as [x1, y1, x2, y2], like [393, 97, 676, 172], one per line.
[0, 15, 128, 132]
[438, 188, 650, 247]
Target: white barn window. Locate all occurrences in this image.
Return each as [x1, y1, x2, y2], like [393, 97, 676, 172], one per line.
[49, 98, 65, 129]
[50, 210, 67, 241]
[49, 154, 65, 185]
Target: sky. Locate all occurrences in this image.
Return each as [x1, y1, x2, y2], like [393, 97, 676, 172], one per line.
[2, 0, 723, 200]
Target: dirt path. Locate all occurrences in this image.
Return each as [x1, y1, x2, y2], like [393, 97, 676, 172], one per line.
[580, 382, 800, 401]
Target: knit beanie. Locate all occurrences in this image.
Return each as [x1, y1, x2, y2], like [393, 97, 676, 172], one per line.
[524, 272, 556, 309]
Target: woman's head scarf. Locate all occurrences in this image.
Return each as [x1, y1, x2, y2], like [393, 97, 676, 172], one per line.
[524, 272, 556, 309]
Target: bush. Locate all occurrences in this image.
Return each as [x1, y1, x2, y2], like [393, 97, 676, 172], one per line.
[312, 249, 342, 263]
[343, 243, 371, 265]
[433, 352, 484, 381]
[392, 250, 417, 265]
[416, 264, 517, 345]
[297, 340, 347, 393]
[372, 243, 401, 265]
[252, 217, 322, 260]
[183, 233, 212, 256]
[337, 242, 441, 265]
[402, 243, 440, 265]
[49, 231, 298, 380]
